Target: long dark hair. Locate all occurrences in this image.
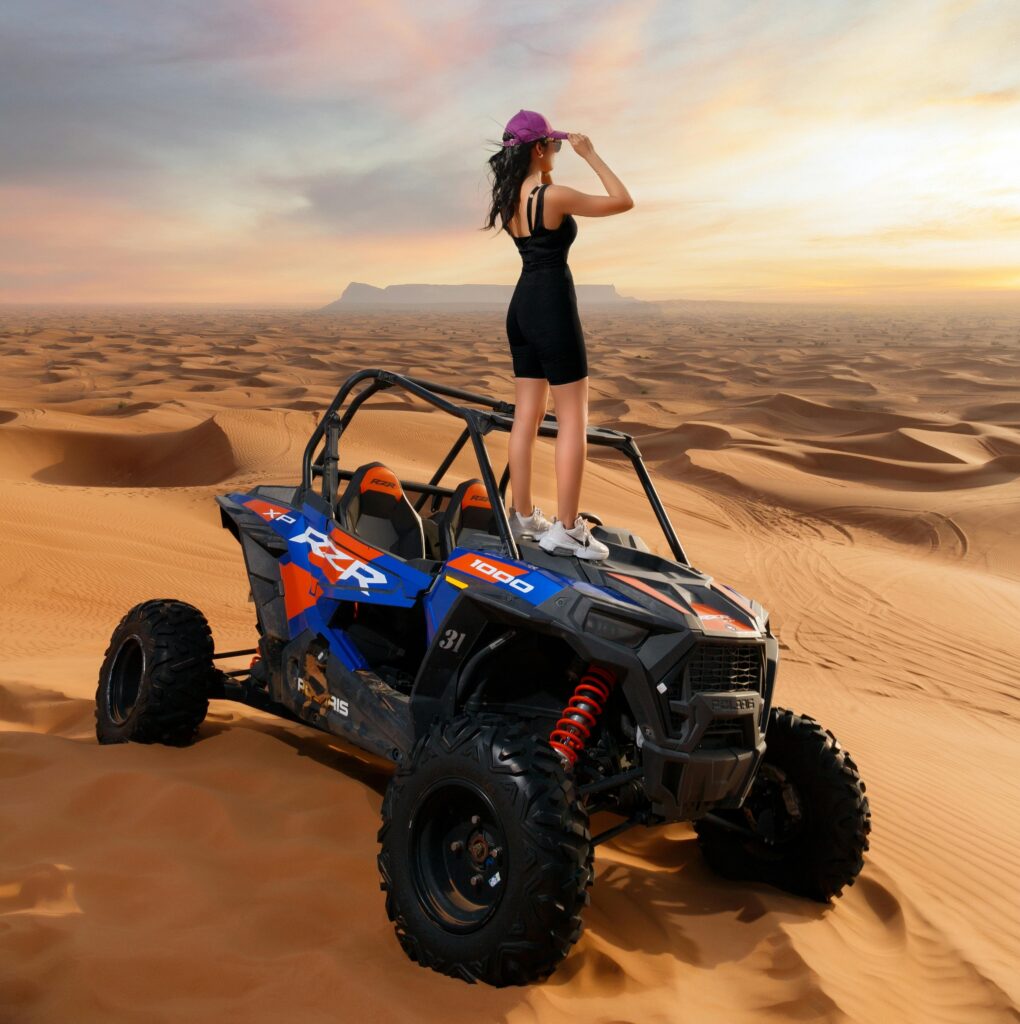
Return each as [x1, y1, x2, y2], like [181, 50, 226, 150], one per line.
[482, 131, 538, 235]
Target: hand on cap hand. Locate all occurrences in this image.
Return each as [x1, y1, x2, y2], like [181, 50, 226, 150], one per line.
[567, 133, 593, 159]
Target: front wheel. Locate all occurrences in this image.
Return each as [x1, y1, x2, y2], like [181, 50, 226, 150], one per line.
[694, 706, 871, 901]
[377, 715, 593, 986]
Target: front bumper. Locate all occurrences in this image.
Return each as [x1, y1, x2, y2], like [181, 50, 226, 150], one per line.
[634, 633, 778, 820]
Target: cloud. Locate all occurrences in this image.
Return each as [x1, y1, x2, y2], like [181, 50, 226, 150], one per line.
[1, 0, 1018, 303]
[261, 162, 484, 235]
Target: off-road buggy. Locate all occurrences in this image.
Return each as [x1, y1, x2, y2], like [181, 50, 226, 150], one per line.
[95, 368, 871, 987]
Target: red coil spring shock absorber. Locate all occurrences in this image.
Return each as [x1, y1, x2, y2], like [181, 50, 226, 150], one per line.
[549, 664, 618, 767]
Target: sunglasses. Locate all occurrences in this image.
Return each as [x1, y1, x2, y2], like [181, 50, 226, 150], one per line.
[540, 138, 563, 152]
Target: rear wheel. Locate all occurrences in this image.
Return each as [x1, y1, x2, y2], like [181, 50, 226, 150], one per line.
[377, 714, 592, 986]
[695, 706, 871, 901]
[95, 599, 214, 746]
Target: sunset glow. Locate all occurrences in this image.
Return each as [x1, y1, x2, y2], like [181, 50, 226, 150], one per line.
[2, 0, 1017, 306]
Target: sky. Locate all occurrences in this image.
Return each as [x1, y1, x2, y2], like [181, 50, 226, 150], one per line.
[1, 0, 1018, 307]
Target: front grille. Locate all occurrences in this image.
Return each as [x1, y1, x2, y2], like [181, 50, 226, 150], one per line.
[662, 641, 765, 739]
[685, 641, 763, 696]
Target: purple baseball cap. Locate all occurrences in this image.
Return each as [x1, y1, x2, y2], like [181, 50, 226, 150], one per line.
[502, 109, 568, 147]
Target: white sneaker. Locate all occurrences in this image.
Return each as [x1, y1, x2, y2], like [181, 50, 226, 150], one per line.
[509, 504, 554, 540]
[538, 515, 610, 560]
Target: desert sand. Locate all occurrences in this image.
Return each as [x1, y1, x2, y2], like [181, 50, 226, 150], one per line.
[1, 302, 1018, 1023]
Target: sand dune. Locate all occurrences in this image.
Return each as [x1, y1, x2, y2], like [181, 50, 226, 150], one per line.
[1, 303, 1018, 1023]
[0, 414, 235, 486]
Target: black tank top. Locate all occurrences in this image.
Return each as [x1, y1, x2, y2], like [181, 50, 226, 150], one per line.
[509, 183, 577, 272]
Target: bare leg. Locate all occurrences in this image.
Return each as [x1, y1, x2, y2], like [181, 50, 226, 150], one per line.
[508, 377, 549, 514]
[549, 377, 589, 523]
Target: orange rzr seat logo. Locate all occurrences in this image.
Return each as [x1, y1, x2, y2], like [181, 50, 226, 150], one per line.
[461, 483, 491, 509]
[361, 469, 403, 498]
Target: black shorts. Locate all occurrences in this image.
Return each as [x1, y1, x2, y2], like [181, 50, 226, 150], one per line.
[505, 267, 588, 385]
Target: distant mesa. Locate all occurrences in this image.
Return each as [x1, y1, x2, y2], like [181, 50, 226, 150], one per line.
[320, 281, 649, 311]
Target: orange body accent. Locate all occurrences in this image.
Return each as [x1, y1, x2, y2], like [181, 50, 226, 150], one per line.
[607, 572, 756, 633]
[446, 552, 529, 580]
[328, 526, 384, 564]
[688, 601, 757, 632]
[244, 498, 295, 522]
[279, 560, 322, 619]
[607, 571, 693, 613]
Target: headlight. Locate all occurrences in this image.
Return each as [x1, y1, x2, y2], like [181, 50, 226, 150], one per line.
[583, 608, 648, 646]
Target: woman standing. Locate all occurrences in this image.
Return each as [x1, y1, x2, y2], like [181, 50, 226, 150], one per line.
[484, 109, 634, 560]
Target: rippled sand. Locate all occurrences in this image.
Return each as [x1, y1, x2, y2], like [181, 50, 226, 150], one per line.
[1, 302, 1018, 1023]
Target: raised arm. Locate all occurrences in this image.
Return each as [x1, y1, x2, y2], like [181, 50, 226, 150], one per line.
[545, 133, 634, 218]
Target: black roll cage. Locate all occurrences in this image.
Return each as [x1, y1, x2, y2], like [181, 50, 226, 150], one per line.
[299, 368, 689, 566]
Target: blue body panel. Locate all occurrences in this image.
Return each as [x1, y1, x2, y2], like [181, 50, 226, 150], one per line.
[229, 491, 647, 672]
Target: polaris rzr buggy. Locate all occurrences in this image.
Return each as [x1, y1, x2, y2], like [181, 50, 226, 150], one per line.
[95, 368, 871, 987]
